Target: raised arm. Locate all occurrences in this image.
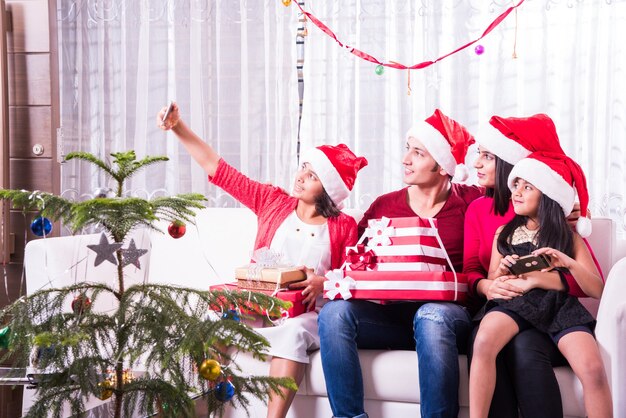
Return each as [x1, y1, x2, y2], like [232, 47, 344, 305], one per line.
[157, 102, 220, 177]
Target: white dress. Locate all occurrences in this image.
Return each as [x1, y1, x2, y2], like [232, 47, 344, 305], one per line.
[254, 211, 331, 363]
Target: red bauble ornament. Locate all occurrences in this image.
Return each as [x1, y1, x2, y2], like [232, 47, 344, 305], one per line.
[71, 294, 92, 315]
[168, 221, 186, 239]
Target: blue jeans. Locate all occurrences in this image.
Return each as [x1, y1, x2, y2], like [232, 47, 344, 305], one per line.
[318, 300, 419, 418]
[414, 302, 472, 418]
[319, 300, 470, 418]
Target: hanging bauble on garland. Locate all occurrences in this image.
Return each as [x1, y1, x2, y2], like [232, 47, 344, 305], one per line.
[30, 216, 52, 237]
[474, 45, 485, 55]
[0, 326, 11, 349]
[375, 64, 385, 75]
[168, 220, 186, 239]
[282, 0, 292, 6]
[199, 359, 221, 381]
[71, 294, 92, 315]
[214, 381, 235, 402]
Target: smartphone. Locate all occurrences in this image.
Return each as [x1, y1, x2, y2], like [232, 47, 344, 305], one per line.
[508, 253, 552, 276]
[162, 101, 174, 123]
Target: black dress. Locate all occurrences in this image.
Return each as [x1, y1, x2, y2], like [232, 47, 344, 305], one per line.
[482, 241, 595, 335]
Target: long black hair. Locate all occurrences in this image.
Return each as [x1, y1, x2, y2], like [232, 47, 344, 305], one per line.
[315, 188, 342, 218]
[484, 155, 514, 217]
[497, 192, 574, 257]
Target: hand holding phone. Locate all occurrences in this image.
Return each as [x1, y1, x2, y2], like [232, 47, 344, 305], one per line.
[508, 253, 552, 276]
[162, 101, 174, 123]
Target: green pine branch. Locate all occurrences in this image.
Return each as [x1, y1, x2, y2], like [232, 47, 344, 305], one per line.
[65, 151, 169, 197]
[0, 150, 293, 417]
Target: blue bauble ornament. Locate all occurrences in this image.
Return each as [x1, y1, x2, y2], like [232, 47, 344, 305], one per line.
[221, 310, 240, 322]
[214, 381, 235, 402]
[30, 217, 52, 237]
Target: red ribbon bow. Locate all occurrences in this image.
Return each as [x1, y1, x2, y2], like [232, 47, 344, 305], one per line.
[347, 245, 377, 271]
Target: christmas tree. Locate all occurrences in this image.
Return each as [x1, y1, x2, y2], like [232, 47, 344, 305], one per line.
[0, 151, 295, 418]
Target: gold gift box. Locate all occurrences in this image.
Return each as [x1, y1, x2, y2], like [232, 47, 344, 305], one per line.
[235, 265, 306, 290]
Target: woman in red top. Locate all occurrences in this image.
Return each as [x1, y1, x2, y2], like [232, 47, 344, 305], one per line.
[158, 102, 367, 418]
[463, 114, 598, 417]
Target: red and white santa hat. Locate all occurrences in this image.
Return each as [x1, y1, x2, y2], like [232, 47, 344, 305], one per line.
[508, 151, 592, 237]
[300, 143, 368, 208]
[478, 113, 565, 165]
[405, 109, 475, 181]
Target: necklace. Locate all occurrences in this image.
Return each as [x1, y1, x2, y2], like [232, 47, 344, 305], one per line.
[511, 224, 538, 245]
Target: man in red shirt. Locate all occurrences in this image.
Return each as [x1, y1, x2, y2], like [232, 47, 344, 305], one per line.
[318, 109, 482, 418]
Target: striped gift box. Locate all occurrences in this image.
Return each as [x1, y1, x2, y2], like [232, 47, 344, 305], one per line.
[329, 217, 467, 302]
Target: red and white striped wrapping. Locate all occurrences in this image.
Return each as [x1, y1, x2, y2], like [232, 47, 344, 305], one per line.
[323, 269, 468, 302]
[327, 216, 467, 302]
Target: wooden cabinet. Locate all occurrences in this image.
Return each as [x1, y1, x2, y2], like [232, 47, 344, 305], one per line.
[0, 1, 59, 416]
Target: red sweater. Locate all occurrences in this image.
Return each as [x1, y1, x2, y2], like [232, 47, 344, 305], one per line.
[209, 159, 358, 270]
[463, 196, 600, 298]
[358, 184, 484, 273]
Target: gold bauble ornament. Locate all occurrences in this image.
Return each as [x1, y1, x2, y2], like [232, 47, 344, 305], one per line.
[199, 359, 221, 381]
[97, 379, 114, 400]
[282, 0, 292, 6]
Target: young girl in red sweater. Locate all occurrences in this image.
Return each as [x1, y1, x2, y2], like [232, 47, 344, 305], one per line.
[158, 102, 367, 418]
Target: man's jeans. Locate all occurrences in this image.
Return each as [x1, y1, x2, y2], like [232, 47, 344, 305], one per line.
[318, 300, 471, 418]
[414, 302, 472, 418]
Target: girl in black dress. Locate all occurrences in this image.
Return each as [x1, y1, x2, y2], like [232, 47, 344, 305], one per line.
[469, 151, 612, 418]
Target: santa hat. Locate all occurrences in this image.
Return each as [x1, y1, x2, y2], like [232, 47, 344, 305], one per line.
[478, 113, 565, 165]
[405, 109, 475, 181]
[507, 151, 592, 237]
[300, 144, 368, 208]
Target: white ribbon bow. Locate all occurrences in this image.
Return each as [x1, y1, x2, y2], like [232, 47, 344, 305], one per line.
[366, 217, 395, 246]
[324, 269, 356, 300]
[247, 247, 284, 279]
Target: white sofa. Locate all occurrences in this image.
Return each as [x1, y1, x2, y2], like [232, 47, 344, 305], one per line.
[23, 208, 626, 417]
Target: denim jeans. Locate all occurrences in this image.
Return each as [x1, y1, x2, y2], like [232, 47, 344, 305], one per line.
[318, 299, 420, 418]
[414, 302, 472, 418]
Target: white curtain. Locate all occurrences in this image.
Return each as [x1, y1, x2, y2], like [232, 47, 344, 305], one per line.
[57, 0, 300, 207]
[57, 0, 626, 235]
[299, 0, 626, 234]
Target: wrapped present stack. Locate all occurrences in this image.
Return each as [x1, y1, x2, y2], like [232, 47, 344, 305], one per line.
[214, 247, 312, 319]
[235, 265, 306, 291]
[324, 216, 468, 302]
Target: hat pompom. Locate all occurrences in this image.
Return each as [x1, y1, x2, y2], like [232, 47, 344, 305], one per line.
[576, 216, 592, 238]
[452, 164, 469, 182]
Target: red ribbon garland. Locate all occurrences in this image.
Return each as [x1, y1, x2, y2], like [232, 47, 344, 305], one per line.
[293, 0, 525, 70]
[347, 245, 377, 271]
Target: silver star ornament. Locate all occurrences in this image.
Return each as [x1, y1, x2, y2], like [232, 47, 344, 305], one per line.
[121, 239, 148, 269]
[87, 233, 123, 267]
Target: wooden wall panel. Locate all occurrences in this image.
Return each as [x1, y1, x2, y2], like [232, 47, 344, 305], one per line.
[1, 1, 57, 416]
[8, 210, 45, 264]
[8, 158, 52, 191]
[9, 106, 51, 158]
[6, 0, 50, 53]
[7, 53, 50, 106]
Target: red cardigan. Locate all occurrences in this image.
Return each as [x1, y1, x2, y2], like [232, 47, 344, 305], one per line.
[209, 159, 358, 270]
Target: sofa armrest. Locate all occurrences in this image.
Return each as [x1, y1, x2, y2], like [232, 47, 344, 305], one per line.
[596, 257, 626, 418]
